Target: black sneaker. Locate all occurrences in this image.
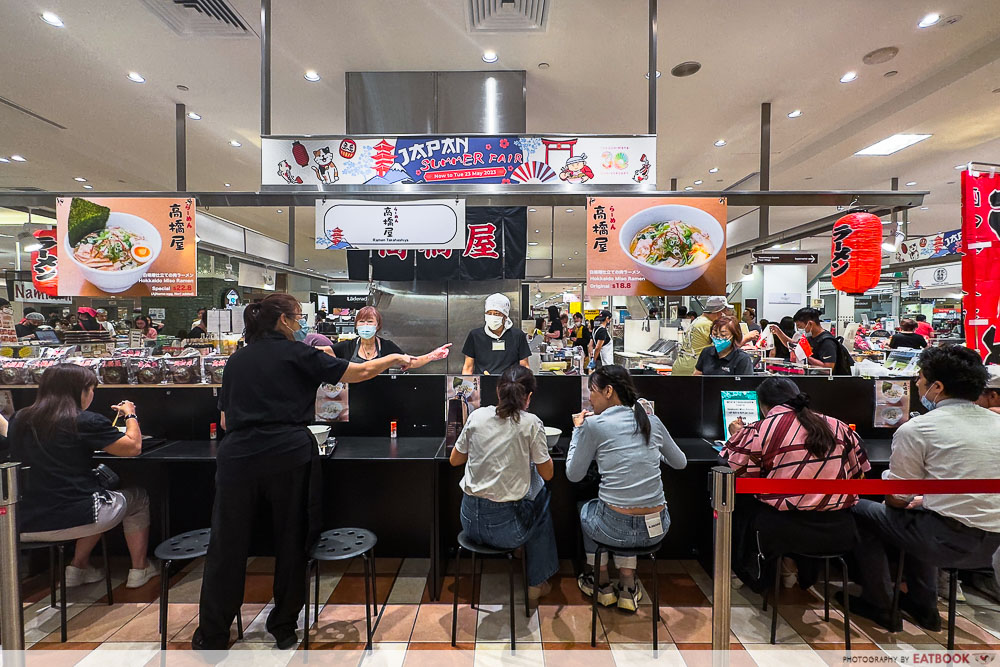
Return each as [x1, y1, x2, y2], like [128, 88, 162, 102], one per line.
[834, 591, 902, 632]
[191, 628, 229, 652]
[273, 629, 299, 651]
[899, 593, 943, 632]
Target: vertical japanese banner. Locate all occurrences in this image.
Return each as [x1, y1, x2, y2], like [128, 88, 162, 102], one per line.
[56, 197, 196, 297]
[586, 197, 727, 296]
[30, 229, 59, 296]
[370, 249, 415, 281]
[961, 170, 1000, 363]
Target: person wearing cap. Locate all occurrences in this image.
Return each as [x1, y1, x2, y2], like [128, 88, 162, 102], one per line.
[671, 296, 729, 376]
[462, 294, 531, 375]
[73, 307, 101, 332]
[16, 312, 46, 339]
[978, 371, 1000, 415]
[94, 309, 116, 335]
[591, 310, 615, 369]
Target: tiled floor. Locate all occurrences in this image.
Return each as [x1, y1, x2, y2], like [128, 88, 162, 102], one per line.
[11, 556, 1000, 663]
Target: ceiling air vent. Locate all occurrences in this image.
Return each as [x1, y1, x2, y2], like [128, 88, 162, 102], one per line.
[138, 0, 256, 38]
[468, 0, 549, 32]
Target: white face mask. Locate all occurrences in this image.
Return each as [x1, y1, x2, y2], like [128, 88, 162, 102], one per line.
[485, 314, 505, 330]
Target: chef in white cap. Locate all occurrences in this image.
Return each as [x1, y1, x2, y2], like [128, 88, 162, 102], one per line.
[462, 293, 531, 375]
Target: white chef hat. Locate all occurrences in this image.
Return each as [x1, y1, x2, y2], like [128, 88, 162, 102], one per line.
[484, 293, 510, 316]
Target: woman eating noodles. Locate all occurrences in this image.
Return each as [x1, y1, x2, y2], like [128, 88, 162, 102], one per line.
[194, 293, 434, 651]
[332, 306, 450, 368]
[694, 316, 754, 376]
[449, 365, 558, 598]
[723, 377, 870, 592]
[566, 365, 687, 611]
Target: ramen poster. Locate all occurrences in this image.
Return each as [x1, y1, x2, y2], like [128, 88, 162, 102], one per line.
[586, 197, 727, 296]
[55, 197, 197, 297]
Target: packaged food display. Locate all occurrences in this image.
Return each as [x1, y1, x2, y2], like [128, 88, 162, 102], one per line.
[65, 357, 101, 382]
[116, 347, 152, 359]
[164, 357, 202, 384]
[130, 358, 164, 385]
[0, 358, 31, 385]
[204, 356, 228, 385]
[99, 358, 129, 385]
[27, 358, 60, 385]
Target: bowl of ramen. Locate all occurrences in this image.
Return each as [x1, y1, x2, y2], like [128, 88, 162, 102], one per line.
[618, 204, 724, 291]
[63, 211, 161, 293]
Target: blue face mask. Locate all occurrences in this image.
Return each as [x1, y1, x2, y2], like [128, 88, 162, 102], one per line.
[357, 324, 377, 340]
[712, 336, 731, 353]
[920, 386, 939, 412]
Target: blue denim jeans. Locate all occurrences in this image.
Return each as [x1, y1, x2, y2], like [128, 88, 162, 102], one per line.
[460, 485, 559, 586]
[580, 498, 669, 569]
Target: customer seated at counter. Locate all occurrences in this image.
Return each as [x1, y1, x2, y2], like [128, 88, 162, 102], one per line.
[133, 316, 158, 341]
[332, 306, 450, 368]
[672, 296, 728, 375]
[847, 346, 1000, 632]
[462, 293, 530, 375]
[694, 316, 754, 376]
[567, 365, 687, 612]
[10, 364, 159, 589]
[449, 365, 558, 598]
[888, 318, 928, 350]
[724, 377, 870, 592]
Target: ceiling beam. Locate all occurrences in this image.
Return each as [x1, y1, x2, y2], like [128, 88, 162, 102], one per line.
[727, 206, 903, 258]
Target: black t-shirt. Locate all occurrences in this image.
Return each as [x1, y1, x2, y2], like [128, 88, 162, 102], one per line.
[332, 336, 404, 362]
[695, 346, 755, 376]
[808, 330, 840, 366]
[570, 324, 592, 347]
[548, 321, 564, 339]
[10, 411, 122, 533]
[462, 326, 531, 375]
[889, 332, 928, 349]
[217, 331, 348, 484]
[593, 326, 611, 347]
[14, 323, 36, 339]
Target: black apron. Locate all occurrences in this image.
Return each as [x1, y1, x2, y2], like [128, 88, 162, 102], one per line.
[350, 337, 382, 363]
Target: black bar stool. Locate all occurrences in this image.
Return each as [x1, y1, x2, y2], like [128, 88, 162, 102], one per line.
[761, 553, 852, 648]
[451, 531, 529, 650]
[304, 528, 379, 650]
[21, 534, 113, 643]
[892, 553, 959, 649]
[153, 528, 242, 650]
[589, 542, 662, 650]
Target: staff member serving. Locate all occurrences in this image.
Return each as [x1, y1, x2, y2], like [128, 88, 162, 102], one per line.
[333, 306, 450, 368]
[462, 293, 531, 375]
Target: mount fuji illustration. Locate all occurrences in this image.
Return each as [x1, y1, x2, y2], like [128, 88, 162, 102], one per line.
[364, 163, 414, 185]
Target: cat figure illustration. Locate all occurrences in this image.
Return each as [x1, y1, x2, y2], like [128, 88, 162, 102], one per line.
[277, 160, 303, 184]
[311, 147, 339, 184]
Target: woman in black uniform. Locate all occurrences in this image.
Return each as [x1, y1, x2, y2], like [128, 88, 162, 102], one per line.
[332, 306, 450, 367]
[194, 294, 421, 651]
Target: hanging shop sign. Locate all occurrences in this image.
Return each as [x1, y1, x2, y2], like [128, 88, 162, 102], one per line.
[263, 135, 656, 187]
[29, 229, 59, 297]
[586, 197, 727, 296]
[961, 170, 1000, 363]
[13, 281, 72, 305]
[894, 229, 962, 263]
[830, 212, 882, 295]
[315, 199, 465, 250]
[55, 197, 196, 297]
[909, 262, 961, 289]
[751, 252, 818, 264]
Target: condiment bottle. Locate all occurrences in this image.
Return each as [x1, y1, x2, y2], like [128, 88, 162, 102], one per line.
[209, 423, 217, 440]
[390, 420, 397, 439]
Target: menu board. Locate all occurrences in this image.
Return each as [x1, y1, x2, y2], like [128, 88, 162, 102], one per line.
[874, 380, 910, 428]
[446, 375, 481, 446]
[721, 390, 759, 438]
[315, 381, 349, 423]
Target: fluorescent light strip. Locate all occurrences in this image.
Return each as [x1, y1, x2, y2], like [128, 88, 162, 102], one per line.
[855, 134, 932, 156]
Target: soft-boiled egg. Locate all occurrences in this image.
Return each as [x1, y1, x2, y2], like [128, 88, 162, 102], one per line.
[130, 244, 153, 264]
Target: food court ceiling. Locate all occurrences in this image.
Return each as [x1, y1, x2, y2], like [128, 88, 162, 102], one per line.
[1, 0, 998, 282]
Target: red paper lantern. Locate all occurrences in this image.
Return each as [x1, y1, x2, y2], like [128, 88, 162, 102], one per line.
[830, 212, 882, 295]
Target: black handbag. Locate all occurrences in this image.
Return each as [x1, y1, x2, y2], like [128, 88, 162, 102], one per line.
[93, 463, 120, 490]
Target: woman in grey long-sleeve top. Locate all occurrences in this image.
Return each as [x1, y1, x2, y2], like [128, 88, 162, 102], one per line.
[567, 365, 687, 612]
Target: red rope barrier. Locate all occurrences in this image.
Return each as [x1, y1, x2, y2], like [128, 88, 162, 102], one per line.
[733, 478, 1000, 495]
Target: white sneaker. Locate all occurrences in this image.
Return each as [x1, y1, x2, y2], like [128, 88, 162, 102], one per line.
[126, 559, 160, 589]
[938, 571, 967, 603]
[64, 564, 104, 587]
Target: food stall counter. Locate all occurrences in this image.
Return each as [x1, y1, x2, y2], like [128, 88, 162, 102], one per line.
[95, 437, 445, 462]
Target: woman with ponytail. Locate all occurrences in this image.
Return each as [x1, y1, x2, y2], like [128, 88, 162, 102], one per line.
[449, 365, 558, 599]
[195, 293, 424, 651]
[567, 364, 687, 612]
[724, 377, 870, 593]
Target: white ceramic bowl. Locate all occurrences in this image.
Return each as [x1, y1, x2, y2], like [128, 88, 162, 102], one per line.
[308, 424, 332, 446]
[617, 204, 724, 291]
[544, 426, 562, 449]
[63, 211, 163, 294]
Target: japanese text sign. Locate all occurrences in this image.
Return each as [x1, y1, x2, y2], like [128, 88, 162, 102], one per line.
[315, 199, 465, 250]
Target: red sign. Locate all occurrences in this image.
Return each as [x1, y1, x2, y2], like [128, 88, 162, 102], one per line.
[961, 170, 1000, 363]
[30, 229, 59, 296]
[339, 139, 356, 159]
[830, 212, 882, 295]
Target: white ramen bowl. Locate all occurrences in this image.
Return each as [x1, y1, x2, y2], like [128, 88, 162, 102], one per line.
[63, 212, 163, 293]
[544, 426, 562, 449]
[618, 204, 724, 291]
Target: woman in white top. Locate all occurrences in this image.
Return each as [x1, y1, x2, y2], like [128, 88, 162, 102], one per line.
[449, 365, 558, 598]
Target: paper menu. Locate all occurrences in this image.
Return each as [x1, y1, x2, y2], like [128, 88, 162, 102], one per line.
[721, 390, 759, 439]
[874, 379, 910, 428]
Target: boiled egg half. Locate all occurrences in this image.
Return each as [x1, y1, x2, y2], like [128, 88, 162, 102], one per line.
[131, 244, 154, 264]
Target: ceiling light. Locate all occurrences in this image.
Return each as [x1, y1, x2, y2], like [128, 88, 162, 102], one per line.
[905, 181, 917, 186]
[560, 263, 565, 267]
[884, 70, 899, 78]
[854, 134, 931, 156]
[127, 71, 146, 83]
[537, 62, 549, 70]
[644, 71, 661, 79]
[684, 186, 693, 191]
[840, 71, 858, 83]
[0, 157, 8, 163]
[741, 263, 754, 276]
[882, 242, 898, 252]
[918, 13, 941, 28]
[303, 70, 321, 82]
[18, 230, 42, 252]
[187, 112, 201, 120]
[534, 229, 540, 233]
[82, 184, 93, 189]
[528, 208, 537, 212]
[303, 258, 309, 262]
[73, 177, 87, 182]
[229, 140, 242, 147]
[176, 84, 189, 91]
[670, 61, 701, 77]
[954, 164, 966, 170]
[694, 180, 703, 185]
[10, 155, 26, 162]
[40, 11, 64, 27]
[920, 206, 929, 210]
[482, 50, 498, 63]
[224, 183, 231, 187]
[277, 209, 283, 214]
[714, 139, 726, 147]
[528, 242, 539, 246]
[709, 167, 719, 173]
[565, 208, 574, 213]
[787, 109, 803, 118]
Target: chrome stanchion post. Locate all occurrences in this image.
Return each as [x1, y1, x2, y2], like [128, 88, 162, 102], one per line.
[711, 466, 735, 660]
[0, 462, 25, 652]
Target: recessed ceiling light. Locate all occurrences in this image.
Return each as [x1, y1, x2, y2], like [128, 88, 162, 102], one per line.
[560, 263, 565, 267]
[644, 71, 661, 79]
[528, 241, 539, 246]
[920, 206, 929, 210]
[304, 70, 321, 82]
[684, 186, 693, 191]
[303, 258, 309, 262]
[187, 112, 201, 120]
[82, 184, 93, 189]
[127, 71, 146, 83]
[277, 209, 283, 214]
[224, 183, 231, 187]
[840, 71, 858, 83]
[534, 229, 540, 233]
[905, 181, 917, 186]
[537, 62, 550, 70]
[787, 109, 803, 118]
[528, 208, 537, 212]
[670, 61, 701, 77]
[714, 139, 726, 147]
[482, 50, 498, 63]
[176, 84, 189, 91]
[565, 208, 574, 213]
[40, 11, 64, 27]
[918, 12, 941, 28]
[73, 177, 87, 182]
[854, 134, 931, 156]
[694, 180, 703, 185]
[229, 140, 242, 147]
[0, 157, 8, 163]
[10, 155, 26, 162]
[709, 167, 719, 173]
[567, 257, 572, 260]
[884, 70, 899, 78]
